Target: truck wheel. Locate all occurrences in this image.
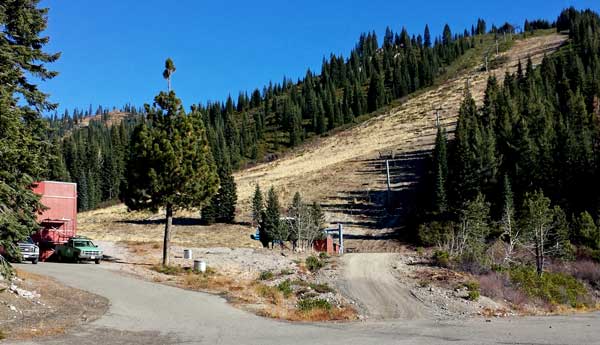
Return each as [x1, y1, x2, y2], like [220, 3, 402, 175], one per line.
[32, 258, 38, 264]
[95, 259, 101, 264]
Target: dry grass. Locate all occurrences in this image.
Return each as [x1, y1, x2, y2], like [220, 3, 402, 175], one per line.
[78, 204, 260, 248]
[231, 33, 567, 249]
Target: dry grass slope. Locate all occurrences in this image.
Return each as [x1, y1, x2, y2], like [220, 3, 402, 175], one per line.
[78, 33, 566, 251]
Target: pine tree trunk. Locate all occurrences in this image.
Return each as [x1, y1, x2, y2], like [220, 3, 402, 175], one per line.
[163, 203, 173, 266]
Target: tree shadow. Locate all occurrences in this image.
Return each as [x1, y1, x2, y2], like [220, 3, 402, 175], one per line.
[117, 218, 251, 227]
[322, 147, 431, 236]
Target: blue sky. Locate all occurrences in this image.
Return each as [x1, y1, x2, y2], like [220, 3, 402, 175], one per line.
[40, 0, 599, 114]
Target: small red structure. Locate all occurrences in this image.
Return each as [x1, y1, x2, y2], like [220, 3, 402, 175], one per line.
[30, 181, 77, 261]
[313, 235, 335, 255]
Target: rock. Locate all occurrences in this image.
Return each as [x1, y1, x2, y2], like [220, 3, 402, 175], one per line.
[9, 305, 17, 312]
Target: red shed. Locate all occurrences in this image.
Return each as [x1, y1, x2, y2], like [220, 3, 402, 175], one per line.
[30, 181, 77, 261]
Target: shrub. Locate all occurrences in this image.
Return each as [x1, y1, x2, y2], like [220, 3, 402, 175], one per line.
[280, 268, 294, 275]
[570, 260, 600, 287]
[432, 250, 450, 268]
[463, 280, 480, 292]
[277, 279, 293, 298]
[319, 252, 329, 260]
[297, 298, 332, 312]
[416, 247, 425, 256]
[305, 256, 324, 272]
[258, 271, 274, 281]
[467, 290, 480, 301]
[309, 283, 333, 293]
[509, 267, 591, 307]
[478, 271, 528, 305]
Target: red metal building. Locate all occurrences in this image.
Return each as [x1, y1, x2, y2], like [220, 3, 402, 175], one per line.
[30, 181, 77, 261]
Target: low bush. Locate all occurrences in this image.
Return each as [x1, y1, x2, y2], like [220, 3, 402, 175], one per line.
[467, 290, 480, 301]
[309, 283, 334, 293]
[509, 267, 591, 307]
[277, 279, 293, 298]
[305, 256, 324, 272]
[297, 298, 332, 312]
[570, 260, 600, 288]
[258, 271, 274, 281]
[432, 250, 450, 268]
[279, 268, 294, 275]
[318, 252, 329, 260]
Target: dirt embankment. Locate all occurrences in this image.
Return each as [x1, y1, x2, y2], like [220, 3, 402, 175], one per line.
[0, 268, 108, 340]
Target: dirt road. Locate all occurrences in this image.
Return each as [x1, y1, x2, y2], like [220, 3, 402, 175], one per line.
[339, 253, 426, 319]
[7, 263, 600, 345]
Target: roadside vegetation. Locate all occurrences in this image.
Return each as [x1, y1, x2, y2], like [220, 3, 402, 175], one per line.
[147, 259, 356, 322]
[414, 8, 600, 312]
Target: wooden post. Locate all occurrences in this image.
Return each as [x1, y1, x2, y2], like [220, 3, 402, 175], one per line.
[338, 223, 344, 254]
[386, 159, 391, 207]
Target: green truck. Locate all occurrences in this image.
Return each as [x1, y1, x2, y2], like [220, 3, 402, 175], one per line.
[56, 236, 103, 264]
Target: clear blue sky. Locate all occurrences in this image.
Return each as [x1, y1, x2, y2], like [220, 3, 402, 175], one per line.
[40, 0, 599, 114]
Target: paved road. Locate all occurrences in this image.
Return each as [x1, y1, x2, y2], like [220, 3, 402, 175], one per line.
[6, 262, 600, 345]
[339, 253, 426, 319]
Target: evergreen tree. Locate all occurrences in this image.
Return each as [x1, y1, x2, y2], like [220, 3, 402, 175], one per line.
[251, 184, 264, 225]
[123, 59, 219, 265]
[0, 0, 59, 263]
[432, 126, 449, 213]
[259, 187, 281, 248]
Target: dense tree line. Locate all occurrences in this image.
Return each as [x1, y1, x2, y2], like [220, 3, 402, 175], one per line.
[49, 21, 481, 213]
[419, 8, 600, 274]
[191, 22, 475, 170]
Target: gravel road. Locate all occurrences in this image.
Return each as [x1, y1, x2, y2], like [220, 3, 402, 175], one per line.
[339, 253, 426, 319]
[6, 262, 600, 345]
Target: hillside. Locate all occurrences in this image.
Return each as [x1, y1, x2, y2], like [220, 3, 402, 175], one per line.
[77, 31, 566, 251]
[233, 32, 566, 252]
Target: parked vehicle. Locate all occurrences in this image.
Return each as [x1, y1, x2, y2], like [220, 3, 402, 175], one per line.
[17, 237, 39, 264]
[56, 236, 103, 264]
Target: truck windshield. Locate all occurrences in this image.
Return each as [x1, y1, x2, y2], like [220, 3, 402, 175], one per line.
[74, 240, 94, 247]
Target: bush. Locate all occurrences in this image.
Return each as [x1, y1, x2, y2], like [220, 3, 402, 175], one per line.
[509, 267, 591, 307]
[467, 290, 480, 301]
[305, 256, 324, 272]
[258, 271, 274, 280]
[478, 271, 528, 305]
[432, 250, 450, 268]
[277, 279, 293, 298]
[570, 260, 600, 287]
[416, 247, 425, 256]
[297, 298, 332, 312]
[279, 268, 294, 275]
[309, 283, 333, 293]
[319, 252, 329, 259]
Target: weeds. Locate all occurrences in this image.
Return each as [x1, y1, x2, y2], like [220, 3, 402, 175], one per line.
[277, 279, 293, 298]
[151, 264, 184, 275]
[258, 270, 274, 280]
[309, 283, 333, 293]
[297, 298, 332, 312]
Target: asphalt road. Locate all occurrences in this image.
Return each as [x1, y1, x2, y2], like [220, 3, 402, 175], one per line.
[7, 262, 600, 345]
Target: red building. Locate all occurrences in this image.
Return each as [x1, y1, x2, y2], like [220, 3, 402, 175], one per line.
[30, 181, 77, 261]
